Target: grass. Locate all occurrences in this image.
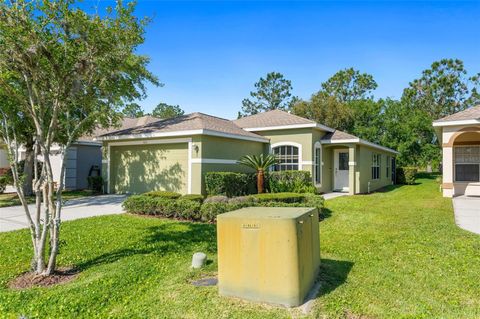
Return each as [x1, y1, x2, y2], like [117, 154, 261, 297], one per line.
[0, 190, 98, 208]
[0, 175, 480, 318]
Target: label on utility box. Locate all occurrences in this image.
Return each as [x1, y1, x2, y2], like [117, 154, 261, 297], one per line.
[242, 223, 260, 229]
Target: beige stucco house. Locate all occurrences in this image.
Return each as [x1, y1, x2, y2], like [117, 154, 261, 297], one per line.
[434, 105, 480, 197]
[99, 110, 397, 195]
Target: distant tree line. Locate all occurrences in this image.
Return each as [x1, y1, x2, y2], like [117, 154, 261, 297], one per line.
[239, 59, 480, 168]
[123, 102, 185, 119]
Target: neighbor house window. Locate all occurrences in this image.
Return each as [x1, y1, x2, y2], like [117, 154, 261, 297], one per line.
[455, 146, 480, 182]
[272, 145, 299, 171]
[386, 156, 390, 178]
[314, 144, 321, 185]
[372, 153, 381, 180]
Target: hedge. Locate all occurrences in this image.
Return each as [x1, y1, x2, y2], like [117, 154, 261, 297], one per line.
[204, 172, 256, 197]
[144, 191, 181, 199]
[123, 192, 324, 223]
[180, 194, 204, 203]
[267, 170, 316, 193]
[396, 167, 417, 185]
[205, 170, 317, 197]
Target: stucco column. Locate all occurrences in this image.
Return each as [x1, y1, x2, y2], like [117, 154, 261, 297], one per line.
[442, 146, 454, 197]
[348, 145, 356, 195]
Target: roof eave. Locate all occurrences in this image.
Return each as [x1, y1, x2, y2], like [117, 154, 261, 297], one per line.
[98, 129, 269, 143]
[321, 138, 399, 155]
[243, 123, 335, 133]
[432, 119, 480, 127]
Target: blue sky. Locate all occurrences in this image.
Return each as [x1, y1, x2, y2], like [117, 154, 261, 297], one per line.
[91, 1, 479, 119]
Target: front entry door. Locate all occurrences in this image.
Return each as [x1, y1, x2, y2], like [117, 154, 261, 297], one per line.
[334, 149, 349, 192]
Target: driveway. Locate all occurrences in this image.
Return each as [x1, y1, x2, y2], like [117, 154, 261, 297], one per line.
[453, 195, 480, 234]
[0, 194, 126, 233]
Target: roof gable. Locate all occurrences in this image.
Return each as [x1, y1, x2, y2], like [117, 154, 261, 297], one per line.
[434, 105, 480, 123]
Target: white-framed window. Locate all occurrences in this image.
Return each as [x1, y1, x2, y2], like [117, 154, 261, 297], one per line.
[386, 155, 390, 178]
[455, 146, 480, 182]
[272, 144, 300, 171]
[314, 142, 322, 185]
[372, 153, 381, 180]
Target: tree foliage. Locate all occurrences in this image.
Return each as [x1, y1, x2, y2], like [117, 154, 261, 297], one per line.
[123, 103, 145, 118]
[320, 67, 378, 102]
[151, 103, 184, 119]
[0, 0, 157, 275]
[239, 72, 297, 117]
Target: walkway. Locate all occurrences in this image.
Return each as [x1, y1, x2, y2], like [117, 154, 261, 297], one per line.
[452, 195, 480, 235]
[323, 192, 349, 200]
[0, 194, 126, 233]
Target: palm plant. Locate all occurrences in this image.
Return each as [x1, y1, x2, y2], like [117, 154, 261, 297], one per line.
[238, 154, 278, 194]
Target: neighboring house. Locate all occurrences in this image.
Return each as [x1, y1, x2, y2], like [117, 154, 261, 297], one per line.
[434, 105, 480, 197]
[99, 110, 397, 195]
[0, 143, 8, 175]
[1, 116, 159, 190]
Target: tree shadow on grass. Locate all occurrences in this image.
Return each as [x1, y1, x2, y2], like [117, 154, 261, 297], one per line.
[320, 207, 333, 221]
[75, 222, 216, 271]
[317, 259, 354, 297]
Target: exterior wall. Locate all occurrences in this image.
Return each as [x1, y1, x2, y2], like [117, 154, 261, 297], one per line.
[194, 135, 266, 194]
[440, 125, 480, 197]
[110, 142, 189, 194]
[0, 145, 9, 174]
[356, 145, 394, 193]
[103, 135, 266, 195]
[75, 144, 102, 190]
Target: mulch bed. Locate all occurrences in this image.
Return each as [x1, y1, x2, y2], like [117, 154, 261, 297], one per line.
[9, 267, 79, 289]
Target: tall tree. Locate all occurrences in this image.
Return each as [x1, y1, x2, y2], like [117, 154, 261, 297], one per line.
[151, 103, 184, 119]
[239, 72, 297, 117]
[0, 0, 157, 276]
[402, 59, 480, 120]
[320, 68, 378, 102]
[123, 103, 145, 118]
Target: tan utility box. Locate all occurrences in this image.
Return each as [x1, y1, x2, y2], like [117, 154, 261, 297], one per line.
[217, 207, 320, 307]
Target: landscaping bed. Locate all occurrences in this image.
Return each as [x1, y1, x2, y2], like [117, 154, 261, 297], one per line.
[123, 191, 325, 222]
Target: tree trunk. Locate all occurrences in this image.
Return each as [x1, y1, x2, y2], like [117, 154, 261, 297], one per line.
[257, 169, 264, 194]
[22, 138, 34, 196]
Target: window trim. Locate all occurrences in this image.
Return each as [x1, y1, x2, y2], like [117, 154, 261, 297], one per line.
[314, 142, 322, 186]
[270, 142, 303, 171]
[386, 155, 390, 179]
[454, 145, 480, 183]
[372, 153, 381, 180]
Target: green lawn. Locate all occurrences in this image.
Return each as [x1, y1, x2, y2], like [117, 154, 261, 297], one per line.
[0, 190, 98, 208]
[1, 175, 480, 318]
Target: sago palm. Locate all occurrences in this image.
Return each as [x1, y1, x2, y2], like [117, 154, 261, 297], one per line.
[238, 154, 277, 194]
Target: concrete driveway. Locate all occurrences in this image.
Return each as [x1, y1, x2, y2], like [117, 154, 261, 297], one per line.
[0, 194, 126, 233]
[453, 196, 480, 235]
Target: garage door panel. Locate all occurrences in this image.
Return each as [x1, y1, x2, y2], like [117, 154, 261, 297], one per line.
[111, 143, 188, 194]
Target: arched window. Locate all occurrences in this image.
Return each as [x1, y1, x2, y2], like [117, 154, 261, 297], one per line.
[272, 144, 300, 171]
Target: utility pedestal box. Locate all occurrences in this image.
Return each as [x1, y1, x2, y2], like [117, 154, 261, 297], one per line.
[217, 207, 320, 307]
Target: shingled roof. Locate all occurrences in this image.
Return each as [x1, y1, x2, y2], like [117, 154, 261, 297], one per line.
[78, 116, 161, 142]
[100, 112, 268, 142]
[434, 105, 480, 123]
[321, 130, 358, 141]
[234, 109, 316, 128]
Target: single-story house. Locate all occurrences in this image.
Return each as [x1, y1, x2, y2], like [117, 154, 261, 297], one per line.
[0, 143, 8, 175]
[0, 116, 159, 190]
[99, 110, 398, 195]
[434, 105, 480, 197]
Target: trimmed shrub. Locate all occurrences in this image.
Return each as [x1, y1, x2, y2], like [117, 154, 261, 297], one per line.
[396, 167, 417, 185]
[251, 192, 306, 203]
[87, 176, 104, 194]
[175, 199, 202, 220]
[204, 195, 229, 203]
[180, 194, 205, 203]
[200, 202, 229, 222]
[123, 195, 201, 220]
[144, 191, 181, 199]
[267, 170, 316, 193]
[204, 172, 256, 197]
